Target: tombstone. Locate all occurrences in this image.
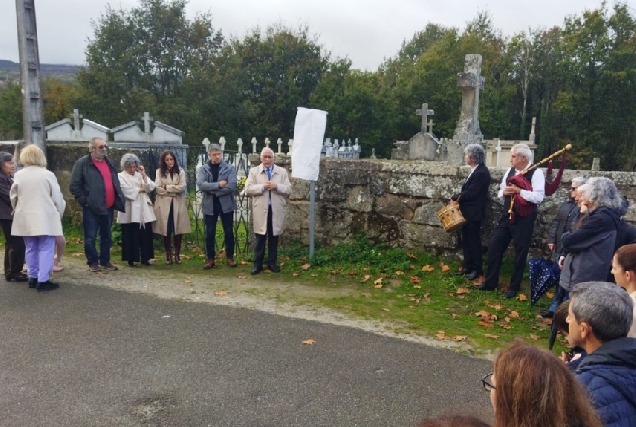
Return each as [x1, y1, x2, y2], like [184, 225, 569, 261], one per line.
[592, 158, 601, 171]
[111, 121, 144, 142]
[81, 119, 110, 141]
[415, 103, 434, 133]
[277, 138, 283, 154]
[370, 148, 377, 159]
[219, 137, 226, 151]
[264, 137, 271, 148]
[152, 121, 183, 144]
[452, 54, 485, 165]
[251, 137, 257, 153]
[237, 138, 244, 153]
[407, 132, 438, 161]
[287, 139, 293, 155]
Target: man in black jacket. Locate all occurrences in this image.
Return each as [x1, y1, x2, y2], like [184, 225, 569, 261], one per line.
[69, 137, 125, 273]
[451, 144, 491, 281]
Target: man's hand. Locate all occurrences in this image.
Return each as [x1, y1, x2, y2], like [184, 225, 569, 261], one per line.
[264, 181, 277, 191]
[558, 255, 565, 269]
[548, 243, 555, 251]
[219, 180, 227, 188]
[503, 185, 521, 196]
[560, 352, 571, 363]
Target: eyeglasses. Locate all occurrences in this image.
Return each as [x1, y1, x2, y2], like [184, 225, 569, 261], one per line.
[570, 187, 577, 191]
[96, 145, 107, 150]
[481, 372, 495, 392]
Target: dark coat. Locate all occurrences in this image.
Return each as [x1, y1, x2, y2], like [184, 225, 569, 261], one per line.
[560, 207, 620, 291]
[69, 155, 125, 215]
[0, 171, 13, 220]
[451, 163, 490, 221]
[548, 198, 579, 253]
[575, 337, 636, 427]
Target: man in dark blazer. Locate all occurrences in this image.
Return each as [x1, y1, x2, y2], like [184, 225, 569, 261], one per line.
[451, 144, 491, 280]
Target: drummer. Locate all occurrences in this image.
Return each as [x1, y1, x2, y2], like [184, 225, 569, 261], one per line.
[450, 144, 491, 281]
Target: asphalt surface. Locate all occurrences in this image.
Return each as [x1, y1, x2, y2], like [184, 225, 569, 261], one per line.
[0, 281, 492, 427]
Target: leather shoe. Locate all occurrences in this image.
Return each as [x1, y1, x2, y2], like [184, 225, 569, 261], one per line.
[267, 264, 281, 273]
[540, 310, 554, 319]
[505, 290, 519, 299]
[465, 271, 480, 280]
[454, 270, 469, 276]
[7, 273, 28, 282]
[251, 267, 262, 275]
[226, 258, 237, 267]
[203, 259, 216, 270]
[474, 283, 496, 291]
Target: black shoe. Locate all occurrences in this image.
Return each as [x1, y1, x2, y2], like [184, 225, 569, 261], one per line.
[251, 267, 262, 275]
[474, 283, 497, 291]
[28, 278, 37, 289]
[454, 269, 469, 276]
[141, 261, 152, 266]
[465, 271, 480, 280]
[505, 290, 518, 299]
[36, 280, 59, 292]
[127, 262, 137, 267]
[540, 310, 554, 319]
[267, 264, 281, 273]
[7, 273, 28, 282]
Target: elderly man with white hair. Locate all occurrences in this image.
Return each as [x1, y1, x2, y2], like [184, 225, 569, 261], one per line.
[475, 143, 545, 298]
[245, 147, 291, 275]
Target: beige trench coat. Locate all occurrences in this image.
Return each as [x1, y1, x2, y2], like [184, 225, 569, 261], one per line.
[245, 164, 291, 236]
[152, 169, 191, 236]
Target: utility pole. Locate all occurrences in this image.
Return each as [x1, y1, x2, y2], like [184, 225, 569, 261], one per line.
[15, 0, 46, 151]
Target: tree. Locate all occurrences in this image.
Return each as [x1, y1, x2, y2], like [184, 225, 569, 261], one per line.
[0, 82, 22, 140]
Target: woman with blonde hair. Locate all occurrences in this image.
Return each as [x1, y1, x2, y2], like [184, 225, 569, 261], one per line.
[11, 144, 66, 292]
[484, 340, 602, 427]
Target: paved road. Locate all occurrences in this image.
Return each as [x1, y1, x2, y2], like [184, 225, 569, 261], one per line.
[0, 281, 492, 426]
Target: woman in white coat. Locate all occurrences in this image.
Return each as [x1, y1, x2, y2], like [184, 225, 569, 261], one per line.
[11, 144, 66, 292]
[117, 153, 156, 266]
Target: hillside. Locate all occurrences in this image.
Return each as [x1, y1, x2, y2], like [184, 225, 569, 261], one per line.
[0, 59, 80, 82]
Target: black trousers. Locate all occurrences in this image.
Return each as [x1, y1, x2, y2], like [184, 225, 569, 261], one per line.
[0, 219, 25, 279]
[205, 211, 235, 260]
[483, 211, 537, 292]
[461, 220, 483, 274]
[121, 222, 155, 263]
[254, 206, 279, 268]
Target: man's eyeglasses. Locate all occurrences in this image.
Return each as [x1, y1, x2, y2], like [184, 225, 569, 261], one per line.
[481, 372, 495, 392]
[96, 145, 107, 150]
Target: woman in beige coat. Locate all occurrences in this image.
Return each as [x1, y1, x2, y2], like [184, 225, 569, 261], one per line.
[11, 144, 65, 292]
[245, 148, 291, 274]
[117, 153, 156, 267]
[153, 150, 191, 264]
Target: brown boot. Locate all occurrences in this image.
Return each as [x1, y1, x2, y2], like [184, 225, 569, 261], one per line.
[163, 236, 173, 265]
[227, 258, 237, 267]
[203, 259, 216, 269]
[174, 234, 182, 264]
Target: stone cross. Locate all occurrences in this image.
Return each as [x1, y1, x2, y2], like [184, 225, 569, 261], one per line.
[141, 112, 153, 134]
[277, 138, 283, 154]
[415, 103, 434, 133]
[287, 139, 293, 155]
[71, 109, 82, 130]
[529, 117, 537, 144]
[427, 119, 434, 134]
[251, 137, 257, 153]
[265, 137, 271, 148]
[202, 137, 211, 152]
[453, 54, 485, 145]
[219, 136, 226, 151]
[237, 138, 243, 153]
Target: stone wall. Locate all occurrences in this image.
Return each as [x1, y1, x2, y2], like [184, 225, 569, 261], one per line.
[279, 156, 636, 258]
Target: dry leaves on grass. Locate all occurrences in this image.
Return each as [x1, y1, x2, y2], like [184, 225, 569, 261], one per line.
[508, 311, 520, 319]
[382, 308, 390, 312]
[529, 334, 539, 341]
[421, 265, 435, 272]
[409, 276, 421, 283]
[361, 275, 372, 283]
[237, 275, 247, 279]
[213, 290, 228, 296]
[395, 271, 405, 275]
[453, 336, 467, 342]
[484, 334, 500, 339]
[456, 287, 471, 295]
[439, 262, 450, 272]
[292, 272, 300, 277]
[301, 264, 311, 270]
[184, 279, 192, 284]
[517, 294, 528, 301]
[373, 278, 384, 288]
[436, 331, 449, 340]
[485, 301, 504, 310]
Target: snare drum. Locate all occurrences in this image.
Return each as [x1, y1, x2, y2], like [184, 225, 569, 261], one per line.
[436, 203, 466, 232]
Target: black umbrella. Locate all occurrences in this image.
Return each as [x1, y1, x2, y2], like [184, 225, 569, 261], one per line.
[529, 257, 560, 306]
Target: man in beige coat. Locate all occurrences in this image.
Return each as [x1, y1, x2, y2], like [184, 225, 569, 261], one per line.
[245, 147, 291, 275]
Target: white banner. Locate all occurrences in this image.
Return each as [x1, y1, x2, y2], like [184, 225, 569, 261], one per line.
[291, 107, 327, 181]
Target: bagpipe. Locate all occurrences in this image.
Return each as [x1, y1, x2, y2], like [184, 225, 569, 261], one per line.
[507, 144, 572, 222]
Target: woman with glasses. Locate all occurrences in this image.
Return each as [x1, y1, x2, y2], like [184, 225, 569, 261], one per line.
[483, 341, 602, 427]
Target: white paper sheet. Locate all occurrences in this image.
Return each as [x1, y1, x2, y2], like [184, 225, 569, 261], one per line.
[291, 107, 327, 181]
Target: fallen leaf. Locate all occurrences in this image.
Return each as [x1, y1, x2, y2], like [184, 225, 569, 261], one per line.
[237, 275, 246, 279]
[543, 318, 553, 325]
[517, 294, 528, 301]
[409, 276, 421, 283]
[451, 313, 460, 318]
[374, 284, 383, 289]
[348, 270, 358, 276]
[456, 287, 471, 295]
[408, 305, 415, 309]
[181, 255, 191, 260]
[214, 290, 228, 296]
[478, 321, 494, 328]
[373, 278, 383, 285]
[302, 339, 316, 345]
[362, 267, 369, 272]
[508, 311, 520, 319]
[239, 260, 250, 265]
[440, 263, 450, 272]
[407, 253, 417, 260]
[184, 279, 192, 284]
[435, 331, 449, 340]
[310, 274, 318, 277]
[529, 334, 539, 341]
[409, 264, 415, 270]
[546, 292, 554, 298]
[361, 275, 372, 283]
[484, 334, 500, 339]
[395, 271, 405, 275]
[500, 324, 512, 330]
[292, 272, 300, 276]
[413, 285, 421, 289]
[71, 253, 83, 257]
[382, 308, 390, 312]
[301, 263, 311, 270]
[453, 335, 467, 342]
[422, 265, 435, 272]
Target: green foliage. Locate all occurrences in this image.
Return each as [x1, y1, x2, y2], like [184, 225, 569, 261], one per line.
[0, 82, 23, 140]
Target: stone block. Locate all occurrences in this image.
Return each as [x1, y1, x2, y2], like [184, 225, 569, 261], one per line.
[351, 212, 401, 245]
[400, 221, 459, 250]
[375, 194, 409, 218]
[345, 187, 373, 212]
[388, 174, 457, 199]
[413, 202, 446, 226]
[290, 178, 310, 201]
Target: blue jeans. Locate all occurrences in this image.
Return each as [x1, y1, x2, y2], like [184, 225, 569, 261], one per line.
[83, 206, 114, 266]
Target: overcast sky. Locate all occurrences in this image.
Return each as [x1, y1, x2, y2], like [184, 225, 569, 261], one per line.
[1, 0, 631, 70]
